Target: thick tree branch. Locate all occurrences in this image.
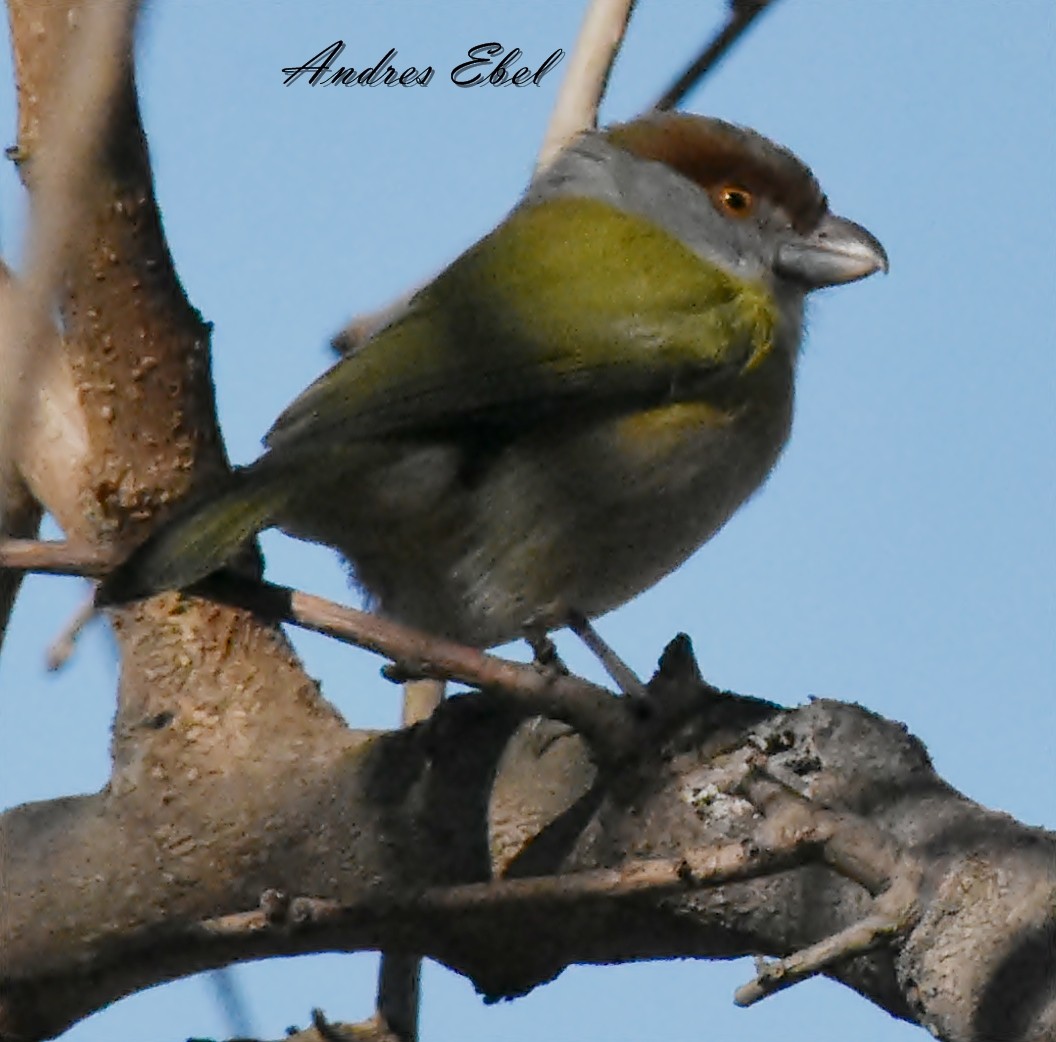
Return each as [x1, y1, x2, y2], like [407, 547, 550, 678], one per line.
[0, 269, 74, 650]
[3, 685, 1054, 1041]
[4, 0, 317, 771]
[0, 0, 138, 522]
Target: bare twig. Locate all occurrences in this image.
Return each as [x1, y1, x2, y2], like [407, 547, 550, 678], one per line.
[199, 572, 637, 753]
[336, 0, 638, 379]
[734, 906, 904, 1007]
[536, 0, 638, 171]
[0, 537, 638, 752]
[728, 764, 923, 1006]
[743, 774, 909, 895]
[0, 0, 140, 519]
[197, 836, 816, 944]
[182, 711, 930, 1016]
[172, 814, 920, 1015]
[0, 537, 112, 576]
[653, 0, 781, 111]
[45, 591, 97, 671]
[736, 915, 892, 1006]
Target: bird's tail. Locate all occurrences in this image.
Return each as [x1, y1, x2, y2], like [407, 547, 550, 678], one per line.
[97, 466, 289, 605]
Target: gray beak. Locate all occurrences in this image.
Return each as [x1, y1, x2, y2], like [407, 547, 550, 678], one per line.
[775, 213, 889, 289]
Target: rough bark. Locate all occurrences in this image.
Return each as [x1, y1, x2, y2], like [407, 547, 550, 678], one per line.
[0, 3, 1053, 1042]
[4, 679, 1054, 1041]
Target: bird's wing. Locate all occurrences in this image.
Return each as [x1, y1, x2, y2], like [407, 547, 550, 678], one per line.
[266, 196, 778, 452]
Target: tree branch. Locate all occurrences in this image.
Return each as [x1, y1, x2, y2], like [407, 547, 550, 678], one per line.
[370, 680, 444, 1042]
[535, 0, 638, 171]
[3, 686, 1053, 1040]
[0, 539, 642, 758]
[653, 0, 782, 111]
[0, 0, 139, 522]
[0, 469, 41, 652]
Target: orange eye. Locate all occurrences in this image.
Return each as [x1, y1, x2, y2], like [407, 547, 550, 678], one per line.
[713, 184, 754, 218]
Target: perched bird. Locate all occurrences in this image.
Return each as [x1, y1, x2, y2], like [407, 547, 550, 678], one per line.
[101, 112, 887, 653]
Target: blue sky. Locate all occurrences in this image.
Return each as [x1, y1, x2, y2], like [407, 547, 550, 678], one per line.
[1, 3, 1053, 1040]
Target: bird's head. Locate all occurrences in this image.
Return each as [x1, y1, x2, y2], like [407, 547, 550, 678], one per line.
[602, 111, 888, 292]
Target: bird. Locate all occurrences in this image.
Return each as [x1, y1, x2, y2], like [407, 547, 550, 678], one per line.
[100, 111, 887, 662]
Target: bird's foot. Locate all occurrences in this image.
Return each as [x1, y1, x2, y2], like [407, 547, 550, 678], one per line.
[527, 631, 571, 682]
[566, 610, 650, 706]
[381, 660, 429, 684]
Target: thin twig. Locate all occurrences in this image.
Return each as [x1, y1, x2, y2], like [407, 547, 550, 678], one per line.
[653, 0, 781, 111]
[197, 836, 815, 942]
[536, 0, 638, 171]
[0, 538, 639, 753]
[729, 764, 923, 1007]
[734, 909, 902, 1007]
[335, 0, 637, 373]
[203, 572, 636, 753]
[45, 592, 98, 672]
[0, 538, 112, 576]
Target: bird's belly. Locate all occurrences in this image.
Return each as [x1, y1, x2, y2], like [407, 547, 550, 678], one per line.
[473, 401, 789, 636]
[277, 399, 789, 648]
[354, 397, 782, 644]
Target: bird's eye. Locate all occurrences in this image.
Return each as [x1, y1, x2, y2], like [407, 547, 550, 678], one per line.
[713, 185, 755, 218]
